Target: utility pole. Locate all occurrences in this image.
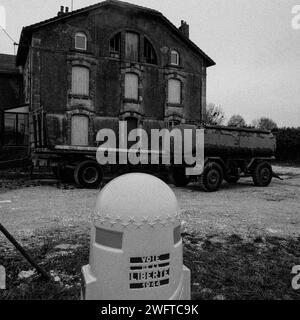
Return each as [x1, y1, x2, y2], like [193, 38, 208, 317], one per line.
[71, 0, 74, 11]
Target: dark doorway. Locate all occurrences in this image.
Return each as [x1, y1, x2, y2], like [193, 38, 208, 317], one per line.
[126, 117, 138, 149]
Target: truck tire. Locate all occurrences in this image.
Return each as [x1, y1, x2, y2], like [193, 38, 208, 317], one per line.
[224, 175, 240, 184]
[74, 161, 103, 189]
[170, 167, 190, 187]
[252, 162, 273, 187]
[199, 162, 224, 192]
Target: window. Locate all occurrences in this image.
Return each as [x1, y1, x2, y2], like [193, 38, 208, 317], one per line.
[168, 79, 181, 104]
[17, 114, 28, 145]
[144, 38, 157, 65]
[72, 66, 90, 96]
[4, 113, 29, 146]
[170, 50, 180, 66]
[71, 115, 89, 146]
[110, 33, 121, 58]
[125, 73, 139, 101]
[125, 32, 139, 61]
[75, 32, 87, 50]
[4, 113, 16, 145]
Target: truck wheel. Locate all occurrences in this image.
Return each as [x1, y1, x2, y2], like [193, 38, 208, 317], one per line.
[224, 175, 240, 184]
[74, 161, 103, 189]
[252, 162, 273, 187]
[170, 168, 190, 187]
[199, 162, 223, 192]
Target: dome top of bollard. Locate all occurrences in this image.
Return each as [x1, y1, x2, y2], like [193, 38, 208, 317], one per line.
[94, 173, 180, 224]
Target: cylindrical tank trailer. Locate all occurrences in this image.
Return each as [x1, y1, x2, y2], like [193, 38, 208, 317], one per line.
[169, 124, 277, 192]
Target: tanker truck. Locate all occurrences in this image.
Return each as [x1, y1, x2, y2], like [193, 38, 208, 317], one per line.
[25, 108, 277, 191]
[168, 124, 277, 192]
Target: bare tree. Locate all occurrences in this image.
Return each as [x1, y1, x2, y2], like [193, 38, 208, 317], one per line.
[252, 117, 278, 131]
[206, 103, 225, 125]
[228, 115, 247, 128]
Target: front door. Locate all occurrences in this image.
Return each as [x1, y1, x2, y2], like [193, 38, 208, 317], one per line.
[71, 115, 89, 146]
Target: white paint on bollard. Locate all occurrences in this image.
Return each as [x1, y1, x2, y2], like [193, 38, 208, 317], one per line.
[81, 173, 191, 300]
[0, 265, 6, 290]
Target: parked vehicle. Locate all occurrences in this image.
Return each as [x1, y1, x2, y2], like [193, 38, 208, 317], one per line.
[29, 108, 166, 188]
[25, 110, 277, 191]
[169, 124, 277, 192]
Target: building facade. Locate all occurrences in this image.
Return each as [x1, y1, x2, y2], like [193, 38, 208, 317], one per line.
[16, 0, 215, 148]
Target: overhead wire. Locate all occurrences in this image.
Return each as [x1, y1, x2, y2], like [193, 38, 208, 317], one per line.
[0, 25, 18, 54]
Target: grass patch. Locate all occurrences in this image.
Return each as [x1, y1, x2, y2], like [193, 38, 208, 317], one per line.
[0, 228, 299, 300]
[184, 234, 300, 300]
[0, 227, 89, 300]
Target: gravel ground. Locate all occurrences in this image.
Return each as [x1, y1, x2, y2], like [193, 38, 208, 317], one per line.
[0, 165, 299, 239]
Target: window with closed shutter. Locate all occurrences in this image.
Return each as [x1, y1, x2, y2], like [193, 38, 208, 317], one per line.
[75, 33, 87, 50]
[125, 73, 139, 101]
[71, 115, 89, 146]
[170, 50, 180, 65]
[168, 79, 181, 104]
[125, 32, 139, 61]
[72, 66, 90, 96]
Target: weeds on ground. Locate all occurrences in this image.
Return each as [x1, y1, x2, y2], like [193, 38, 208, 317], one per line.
[0, 227, 299, 300]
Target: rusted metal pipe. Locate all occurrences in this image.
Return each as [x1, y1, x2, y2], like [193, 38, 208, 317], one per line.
[0, 223, 51, 281]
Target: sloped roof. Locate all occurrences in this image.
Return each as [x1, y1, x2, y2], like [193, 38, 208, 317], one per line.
[0, 54, 20, 74]
[17, 0, 215, 67]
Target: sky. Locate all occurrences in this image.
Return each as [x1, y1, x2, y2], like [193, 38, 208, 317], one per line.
[0, 0, 299, 127]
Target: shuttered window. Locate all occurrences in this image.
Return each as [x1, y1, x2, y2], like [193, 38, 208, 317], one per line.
[71, 115, 89, 146]
[72, 66, 90, 96]
[75, 33, 87, 51]
[125, 73, 139, 101]
[170, 50, 180, 66]
[125, 32, 139, 61]
[168, 79, 181, 104]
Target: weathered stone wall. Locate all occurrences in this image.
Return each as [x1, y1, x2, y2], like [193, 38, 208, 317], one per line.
[27, 5, 207, 146]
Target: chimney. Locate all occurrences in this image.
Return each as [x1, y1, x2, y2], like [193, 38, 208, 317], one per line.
[179, 20, 190, 38]
[65, 7, 69, 13]
[57, 6, 64, 16]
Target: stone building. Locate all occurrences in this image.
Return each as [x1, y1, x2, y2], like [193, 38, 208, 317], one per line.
[16, 0, 215, 148]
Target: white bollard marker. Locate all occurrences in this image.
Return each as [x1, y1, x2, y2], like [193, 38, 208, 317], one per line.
[81, 173, 191, 300]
